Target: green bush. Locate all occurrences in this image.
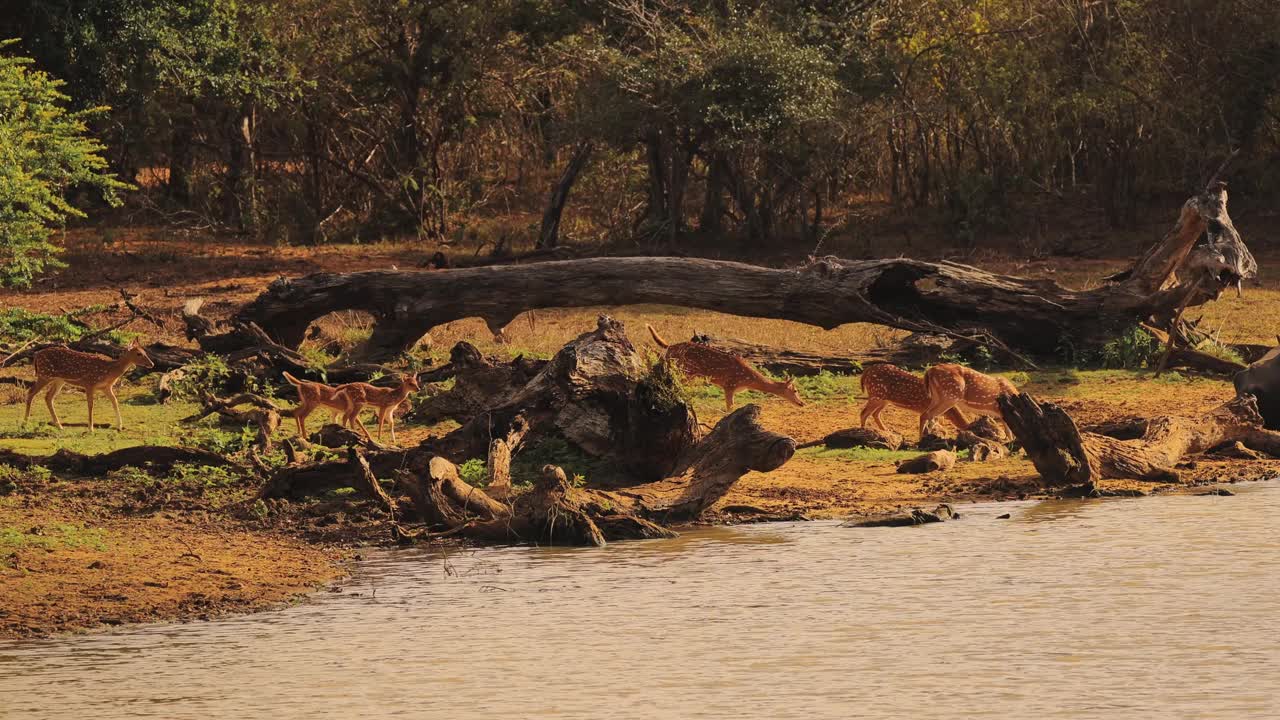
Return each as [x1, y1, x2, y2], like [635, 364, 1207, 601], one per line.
[1099, 326, 1161, 369]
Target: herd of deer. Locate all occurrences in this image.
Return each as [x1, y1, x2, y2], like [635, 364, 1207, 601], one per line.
[21, 342, 421, 443]
[647, 325, 1019, 438]
[19, 325, 1019, 445]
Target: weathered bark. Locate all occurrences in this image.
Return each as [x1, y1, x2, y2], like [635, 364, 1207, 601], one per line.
[424, 317, 699, 485]
[405, 342, 546, 425]
[484, 415, 528, 499]
[842, 504, 957, 528]
[0, 446, 235, 477]
[395, 404, 792, 546]
[1001, 392, 1280, 486]
[537, 141, 593, 249]
[896, 450, 956, 474]
[797, 427, 903, 451]
[238, 185, 1249, 362]
[1233, 340, 1280, 429]
[349, 448, 397, 517]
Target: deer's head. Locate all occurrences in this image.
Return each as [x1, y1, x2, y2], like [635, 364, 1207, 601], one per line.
[126, 339, 155, 369]
[400, 373, 422, 393]
[777, 377, 805, 407]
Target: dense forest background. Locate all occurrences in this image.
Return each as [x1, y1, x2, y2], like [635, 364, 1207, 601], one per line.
[4, 0, 1279, 274]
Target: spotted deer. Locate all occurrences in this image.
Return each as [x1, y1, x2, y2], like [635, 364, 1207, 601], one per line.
[859, 363, 969, 435]
[282, 372, 351, 436]
[23, 340, 155, 431]
[647, 324, 804, 411]
[919, 363, 1019, 439]
[334, 374, 422, 444]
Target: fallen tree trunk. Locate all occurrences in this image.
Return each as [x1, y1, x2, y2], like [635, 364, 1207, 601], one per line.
[391, 404, 793, 546]
[1000, 392, 1280, 486]
[238, 185, 1252, 362]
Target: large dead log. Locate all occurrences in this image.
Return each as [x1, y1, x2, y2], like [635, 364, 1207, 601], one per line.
[1001, 392, 1280, 486]
[237, 185, 1250, 362]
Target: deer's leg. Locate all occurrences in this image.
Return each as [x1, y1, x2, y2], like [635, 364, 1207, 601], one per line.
[43, 380, 65, 429]
[918, 396, 958, 439]
[386, 409, 397, 444]
[723, 385, 737, 412]
[375, 409, 386, 442]
[106, 384, 123, 430]
[294, 402, 310, 436]
[860, 399, 886, 429]
[86, 389, 95, 432]
[870, 406, 890, 433]
[24, 377, 52, 424]
[347, 407, 373, 441]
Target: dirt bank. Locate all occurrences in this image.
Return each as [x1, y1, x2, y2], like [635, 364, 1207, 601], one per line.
[0, 475, 347, 639]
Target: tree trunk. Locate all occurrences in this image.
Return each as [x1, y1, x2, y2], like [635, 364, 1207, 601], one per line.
[225, 102, 257, 232]
[537, 141, 593, 249]
[238, 185, 1252, 363]
[235, 191, 1223, 359]
[167, 102, 195, 205]
[699, 152, 726, 235]
[1001, 392, 1280, 487]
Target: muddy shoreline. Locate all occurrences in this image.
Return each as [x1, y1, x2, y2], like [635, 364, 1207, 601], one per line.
[3, 454, 1275, 639]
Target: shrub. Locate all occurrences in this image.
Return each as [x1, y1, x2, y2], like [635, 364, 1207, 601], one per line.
[1099, 326, 1161, 369]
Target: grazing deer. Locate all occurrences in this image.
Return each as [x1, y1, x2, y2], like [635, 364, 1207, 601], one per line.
[647, 324, 804, 411]
[859, 363, 969, 434]
[282, 372, 351, 437]
[23, 340, 155, 431]
[919, 363, 1019, 439]
[334, 374, 422, 443]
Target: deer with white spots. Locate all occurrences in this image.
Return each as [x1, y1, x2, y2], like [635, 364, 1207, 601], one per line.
[919, 363, 1018, 439]
[647, 324, 804, 411]
[23, 340, 155, 431]
[859, 363, 969, 435]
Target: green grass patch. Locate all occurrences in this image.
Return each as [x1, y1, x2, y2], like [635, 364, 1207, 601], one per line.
[0, 523, 109, 552]
[0, 385, 202, 455]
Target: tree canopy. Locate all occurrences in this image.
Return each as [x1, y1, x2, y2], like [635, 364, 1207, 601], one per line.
[0, 41, 128, 287]
[0, 0, 1277, 272]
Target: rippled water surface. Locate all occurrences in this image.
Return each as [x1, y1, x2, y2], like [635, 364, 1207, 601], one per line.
[3, 485, 1278, 719]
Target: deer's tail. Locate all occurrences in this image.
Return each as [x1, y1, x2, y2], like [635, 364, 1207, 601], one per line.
[282, 371, 303, 387]
[646, 324, 670, 349]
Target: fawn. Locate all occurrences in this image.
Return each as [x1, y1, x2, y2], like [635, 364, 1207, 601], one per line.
[23, 340, 155, 431]
[919, 363, 1019, 439]
[334, 374, 422, 443]
[647, 324, 804, 411]
[282, 372, 351, 436]
[859, 363, 969, 434]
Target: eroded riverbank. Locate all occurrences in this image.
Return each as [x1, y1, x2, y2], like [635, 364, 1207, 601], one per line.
[3, 484, 1276, 719]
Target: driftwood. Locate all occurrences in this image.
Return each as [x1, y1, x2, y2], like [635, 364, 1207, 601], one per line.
[1233, 340, 1280, 429]
[390, 404, 793, 546]
[896, 450, 956, 474]
[0, 446, 234, 476]
[237, 185, 1250, 362]
[842, 504, 957, 528]
[405, 342, 546, 425]
[1001, 392, 1280, 486]
[797, 427, 903, 451]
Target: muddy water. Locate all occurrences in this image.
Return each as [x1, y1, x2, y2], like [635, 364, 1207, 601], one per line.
[3, 486, 1279, 720]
